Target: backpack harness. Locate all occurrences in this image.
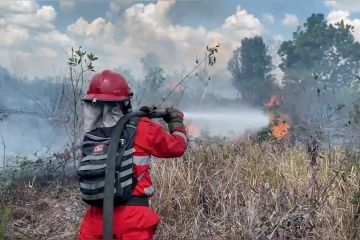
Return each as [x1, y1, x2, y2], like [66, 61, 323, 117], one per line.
[77, 111, 168, 240]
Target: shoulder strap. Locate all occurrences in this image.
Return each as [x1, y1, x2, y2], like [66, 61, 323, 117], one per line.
[102, 115, 139, 240]
[102, 111, 168, 240]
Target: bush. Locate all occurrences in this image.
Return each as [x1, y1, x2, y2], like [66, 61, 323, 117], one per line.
[0, 148, 74, 193]
[0, 205, 11, 239]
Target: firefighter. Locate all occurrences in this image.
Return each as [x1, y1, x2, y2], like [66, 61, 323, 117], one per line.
[77, 70, 187, 240]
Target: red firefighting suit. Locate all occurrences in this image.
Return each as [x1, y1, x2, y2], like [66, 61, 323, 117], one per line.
[78, 116, 187, 240]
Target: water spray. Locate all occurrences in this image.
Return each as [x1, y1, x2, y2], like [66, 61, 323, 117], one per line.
[184, 109, 270, 137]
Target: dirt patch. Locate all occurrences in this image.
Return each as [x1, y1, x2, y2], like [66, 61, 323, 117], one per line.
[3, 184, 86, 240]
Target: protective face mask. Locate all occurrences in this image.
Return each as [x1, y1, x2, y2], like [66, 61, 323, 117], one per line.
[102, 103, 122, 128]
[84, 102, 124, 132]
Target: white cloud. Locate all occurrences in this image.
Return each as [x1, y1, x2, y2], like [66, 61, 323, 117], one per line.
[108, 0, 135, 17]
[0, 2, 57, 30]
[6, 5, 57, 29]
[324, 0, 336, 8]
[0, 1, 265, 81]
[262, 13, 275, 24]
[325, 0, 360, 12]
[0, 2, 62, 76]
[327, 10, 360, 41]
[0, 25, 29, 46]
[221, 6, 263, 37]
[112, 2, 263, 78]
[37, 47, 58, 58]
[36, 30, 74, 47]
[59, 0, 109, 12]
[0, 1, 38, 13]
[123, 1, 174, 29]
[281, 14, 300, 27]
[67, 17, 117, 55]
[327, 10, 350, 23]
[67, 17, 115, 37]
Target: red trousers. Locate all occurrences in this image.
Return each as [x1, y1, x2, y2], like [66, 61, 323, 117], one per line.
[77, 205, 160, 240]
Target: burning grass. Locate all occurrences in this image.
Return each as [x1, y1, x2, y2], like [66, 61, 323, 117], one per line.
[1, 140, 360, 239]
[271, 116, 290, 139]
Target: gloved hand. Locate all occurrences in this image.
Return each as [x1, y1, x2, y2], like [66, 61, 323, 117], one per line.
[163, 107, 186, 133]
[139, 106, 152, 113]
[139, 105, 158, 114]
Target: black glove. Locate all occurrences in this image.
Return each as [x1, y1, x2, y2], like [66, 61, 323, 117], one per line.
[163, 107, 183, 122]
[163, 107, 185, 133]
[139, 106, 152, 113]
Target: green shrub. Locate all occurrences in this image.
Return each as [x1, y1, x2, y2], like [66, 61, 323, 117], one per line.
[0, 205, 11, 239]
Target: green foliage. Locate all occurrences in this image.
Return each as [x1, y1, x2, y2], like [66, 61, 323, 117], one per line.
[63, 46, 99, 169]
[228, 36, 275, 106]
[256, 126, 272, 142]
[279, 14, 360, 90]
[144, 67, 166, 92]
[207, 44, 219, 66]
[0, 178, 11, 191]
[0, 205, 11, 239]
[67, 46, 98, 72]
[137, 53, 167, 105]
[140, 53, 166, 92]
[0, 155, 60, 191]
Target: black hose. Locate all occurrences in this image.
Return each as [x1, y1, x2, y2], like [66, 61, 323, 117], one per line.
[102, 110, 168, 240]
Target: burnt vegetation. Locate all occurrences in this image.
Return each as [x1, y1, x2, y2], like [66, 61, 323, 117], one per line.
[1, 13, 360, 239]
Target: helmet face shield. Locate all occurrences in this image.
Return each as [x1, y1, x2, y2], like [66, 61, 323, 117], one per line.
[109, 102, 123, 117]
[83, 98, 133, 132]
[108, 100, 132, 115]
[84, 101, 132, 132]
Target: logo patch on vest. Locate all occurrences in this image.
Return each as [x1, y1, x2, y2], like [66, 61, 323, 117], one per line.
[93, 144, 105, 154]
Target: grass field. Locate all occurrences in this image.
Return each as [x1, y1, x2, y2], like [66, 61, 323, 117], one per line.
[1, 140, 360, 239]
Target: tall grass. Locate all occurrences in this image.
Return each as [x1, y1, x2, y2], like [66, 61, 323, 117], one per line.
[151, 140, 360, 240]
[1, 140, 359, 239]
[0, 205, 11, 239]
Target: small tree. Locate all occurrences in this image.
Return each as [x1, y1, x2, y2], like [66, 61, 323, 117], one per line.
[144, 68, 166, 93]
[137, 53, 166, 106]
[59, 46, 98, 169]
[228, 36, 275, 106]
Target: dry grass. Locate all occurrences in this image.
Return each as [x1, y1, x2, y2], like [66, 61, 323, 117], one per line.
[1, 182, 85, 240]
[2, 140, 360, 240]
[152, 140, 360, 240]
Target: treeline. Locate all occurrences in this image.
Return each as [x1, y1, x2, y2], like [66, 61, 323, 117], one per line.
[228, 13, 360, 144]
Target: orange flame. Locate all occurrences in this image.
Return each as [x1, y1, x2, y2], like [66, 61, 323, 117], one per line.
[266, 95, 290, 139]
[271, 116, 290, 139]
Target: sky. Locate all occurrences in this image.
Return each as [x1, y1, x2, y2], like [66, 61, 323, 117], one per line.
[1, 0, 360, 81]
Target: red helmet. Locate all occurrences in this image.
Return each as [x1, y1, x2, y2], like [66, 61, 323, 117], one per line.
[83, 70, 133, 102]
